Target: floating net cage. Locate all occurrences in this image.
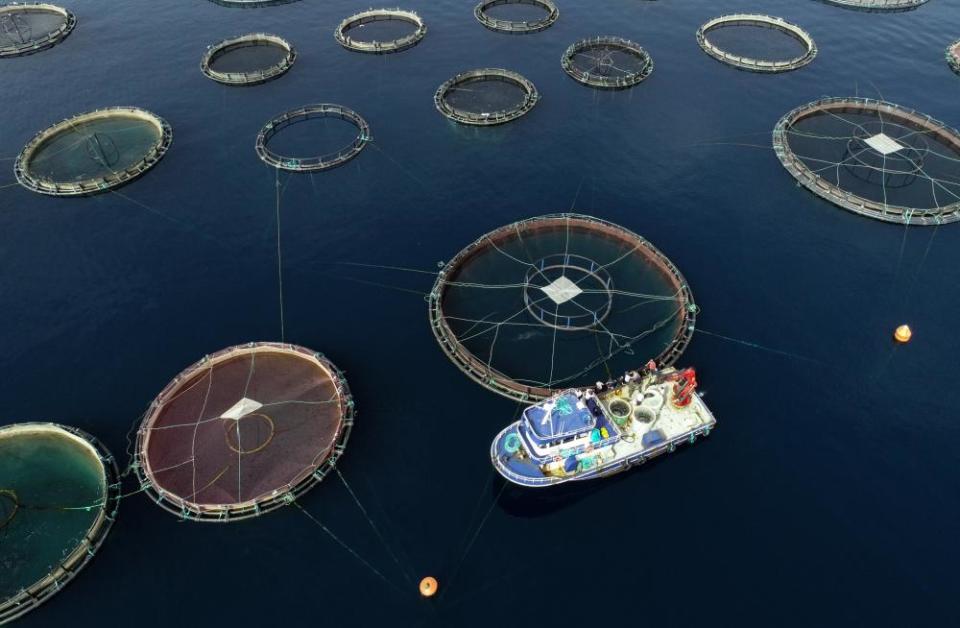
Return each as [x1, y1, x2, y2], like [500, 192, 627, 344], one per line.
[561, 37, 654, 89]
[820, 0, 928, 10]
[0, 423, 119, 624]
[428, 214, 697, 402]
[947, 40, 960, 75]
[474, 0, 558, 34]
[14, 107, 172, 197]
[205, 0, 300, 7]
[696, 15, 816, 73]
[256, 104, 370, 172]
[435, 68, 538, 126]
[334, 9, 426, 54]
[201, 33, 296, 86]
[134, 343, 354, 522]
[773, 97, 960, 226]
[0, 3, 75, 58]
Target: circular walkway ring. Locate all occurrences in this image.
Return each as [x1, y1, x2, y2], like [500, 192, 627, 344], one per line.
[819, 0, 928, 11]
[0, 3, 75, 58]
[14, 107, 172, 197]
[0, 423, 120, 625]
[334, 9, 426, 54]
[474, 0, 558, 34]
[773, 97, 960, 225]
[134, 342, 355, 523]
[428, 213, 697, 402]
[256, 104, 370, 172]
[561, 37, 654, 89]
[696, 14, 817, 73]
[200, 33, 296, 86]
[947, 40, 960, 75]
[434, 68, 538, 126]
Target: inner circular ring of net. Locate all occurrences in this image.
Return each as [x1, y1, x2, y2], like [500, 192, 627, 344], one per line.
[334, 9, 426, 53]
[820, 0, 928, 11]
[15, 107, 173, 197]
[0, 3, 75, 58]
[522, 254, 615, 330]
[200, 33, 296, 86]
[434, 68, 538, 126]
[0, 423, 120, 624]
[134, 343, 354, 522]
[947, 40, 960, 75]
[429, 214, 697, 402]
[773, 97, 960, 225]
[223, 413, 276, 455]
[256, 104, 370, 172]
[474, 0, 558, 34]
[561, 37, 654, 89]
[696, 15, 816, 72]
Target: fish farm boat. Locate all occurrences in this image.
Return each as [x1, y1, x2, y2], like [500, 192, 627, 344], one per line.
[491, 362, 717, 487]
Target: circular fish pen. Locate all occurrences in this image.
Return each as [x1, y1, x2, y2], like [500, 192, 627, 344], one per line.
[696, 15, 816, 73]
[474, 0, 558, 34]
[334, 9, 426, 54]
[820, 0, 928, 10]
[134, 342, 354, 522]
[256, 104, 370, 172]
[429, 214, 697, 402]
[435, 68, 538, 126]
[0, 3, 75, 58]
[15, 107, 172, 197]
[773, 97, 960, 225]
[200, 33, 296, 86]
[205, 0, 300, 7]
[947, 40, 960, 75]
[0, 423, 119, 624]
[561, 37, 654, 89]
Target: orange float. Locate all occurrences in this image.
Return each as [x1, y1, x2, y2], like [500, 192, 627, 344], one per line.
[419, 576, 438, 598]
[894, 325, 912, 343]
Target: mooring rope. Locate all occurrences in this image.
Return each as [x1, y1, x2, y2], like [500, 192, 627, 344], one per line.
[274, 168, 286, 342]
[695, 328, 822, 364]
[335, 468, 415, 585]
[293, 501, 404, 594]
[439, 479, 507, 601]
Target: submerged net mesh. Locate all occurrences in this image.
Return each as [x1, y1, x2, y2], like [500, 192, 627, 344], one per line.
[435, 68, 538, 126]
[15, 107, 172, 197]
[429, 214, 696, 402]
[201, 34, 296, 85]
[561, 37, 653, 89]
[474, 0, 558, 34]
[0, 3, 75, 58]
[335, 9, 426, 53]
[773, 97, 960, 225]
[696, 15, 816, 73]
[0, 423, 119, 624]
[135, 343, 354, 522]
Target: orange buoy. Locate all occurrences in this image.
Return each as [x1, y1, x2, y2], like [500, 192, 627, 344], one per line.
[419, 576, 438, 598]
[894, 324, 912, 343]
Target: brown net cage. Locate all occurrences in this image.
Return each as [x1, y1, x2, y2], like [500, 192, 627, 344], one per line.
[134, 342, 354, 522]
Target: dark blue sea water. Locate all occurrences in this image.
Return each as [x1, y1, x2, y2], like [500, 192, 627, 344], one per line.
[2, 0, 960, 626]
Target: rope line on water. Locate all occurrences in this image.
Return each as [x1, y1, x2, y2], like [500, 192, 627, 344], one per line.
[695, 328, 822, 364]
[335, 468, 415, 585]
[275, 169, 286, 342]
[293, 501, 405, 594]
